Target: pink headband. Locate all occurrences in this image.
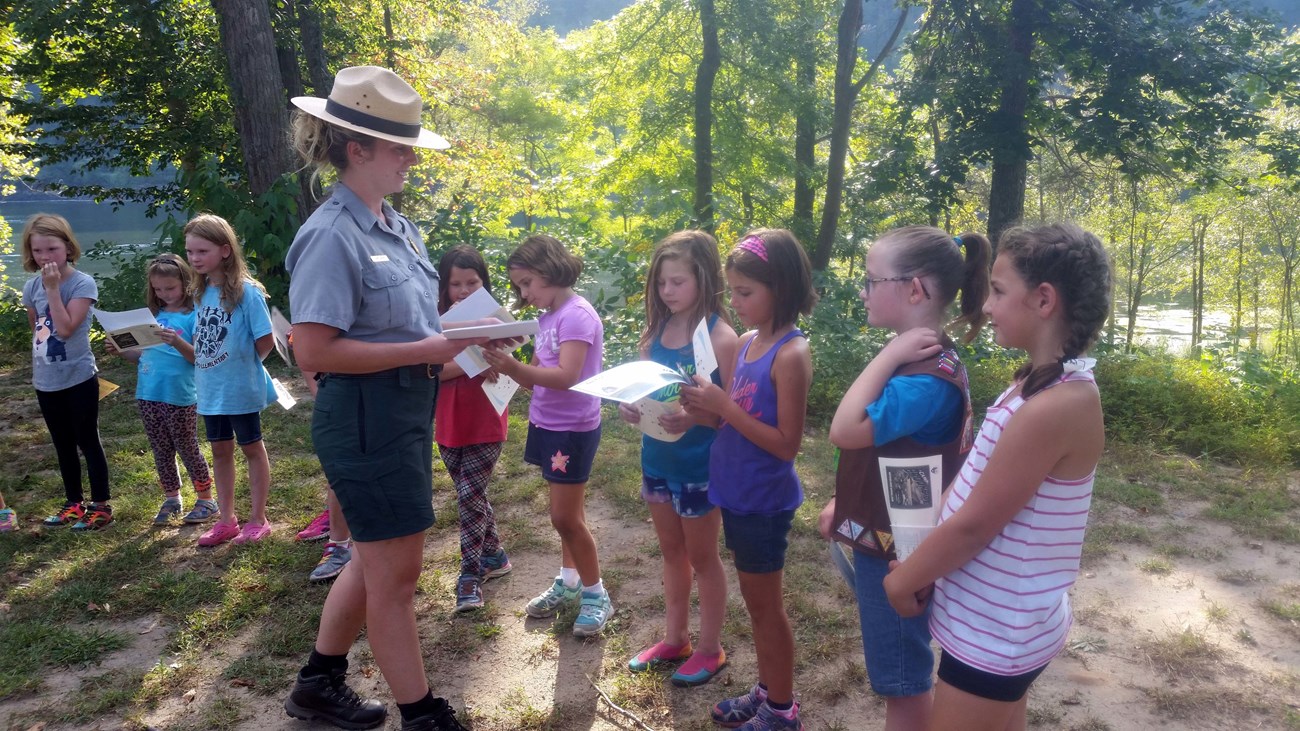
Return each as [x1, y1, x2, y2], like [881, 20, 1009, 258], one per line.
[737, 235, 768, 262]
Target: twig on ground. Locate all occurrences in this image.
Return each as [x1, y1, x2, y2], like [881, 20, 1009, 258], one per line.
[586, 673, 659, 731]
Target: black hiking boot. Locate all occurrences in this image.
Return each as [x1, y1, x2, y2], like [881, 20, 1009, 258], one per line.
[284, 667, 387, 730]
[400, 697, 468, 731]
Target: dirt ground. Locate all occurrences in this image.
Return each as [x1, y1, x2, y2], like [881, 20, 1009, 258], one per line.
[3, 461, 1297, 731]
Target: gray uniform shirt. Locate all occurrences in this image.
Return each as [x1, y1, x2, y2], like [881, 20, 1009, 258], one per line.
[23, 270, 99, 391]
[286, 182, 441, 344]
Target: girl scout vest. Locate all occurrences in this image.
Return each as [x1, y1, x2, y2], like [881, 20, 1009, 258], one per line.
[830, 347, 974, 560]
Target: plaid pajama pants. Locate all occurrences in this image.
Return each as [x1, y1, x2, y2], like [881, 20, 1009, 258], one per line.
[439, 441, 504, 576]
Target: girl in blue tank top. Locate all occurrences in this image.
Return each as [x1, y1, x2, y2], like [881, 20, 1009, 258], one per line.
[681, 229, 818, 731]
[621, 231, 738, 687]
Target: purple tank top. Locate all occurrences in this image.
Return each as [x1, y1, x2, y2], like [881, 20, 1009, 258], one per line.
[707, 329, 805, 514]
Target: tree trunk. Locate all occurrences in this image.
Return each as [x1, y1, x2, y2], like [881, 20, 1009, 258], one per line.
[298, 0, 333, 95]
[985, 0, 1037, 248]
[1233, 226, 1243, 355]
[792, 43, 816, 246]
[383, 1, 404, 214]
[210, 0, 298, 204]
[812, 2, 908, 270]
[694, 0, 721, 233]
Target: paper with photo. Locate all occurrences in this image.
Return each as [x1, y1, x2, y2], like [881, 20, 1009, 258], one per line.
[633, 397, 686, 443]
[481, 373, 520, 415]
[442, 288, 526, 378]
[270, 307, 294, 367]
[93, 307, 165, 350]
[692, 317, 718, 378]
[878, 454, 945, 530]
[572, 361, 692, 404]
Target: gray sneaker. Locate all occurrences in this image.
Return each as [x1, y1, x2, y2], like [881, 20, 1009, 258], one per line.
[182, 499, 219, 524]
[572, 588, 614, 637]
[153, 497, 183, 526]
[524, 578, 579, 618]
[480, 548, 512, 580]
[309, 542, 352, 582]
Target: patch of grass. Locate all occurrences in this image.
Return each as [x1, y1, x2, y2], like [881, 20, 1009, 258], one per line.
[1143, 686, 1266, 720]
[1142, 627, 1222, 679]
[221, 655, 296, 695]
[1093, 474, 1164, 511]
[0, 620, 131, 699]
[1137, 557, 1174, 575]
[1068, 719, 1113, 731]
[1260, 584, 1300, 635]
[1204, 600, 1232, 625]
[1217, 568, 1263, 585]
[1201, 470, 1300, 543]
[1027, 704, 1064, 726]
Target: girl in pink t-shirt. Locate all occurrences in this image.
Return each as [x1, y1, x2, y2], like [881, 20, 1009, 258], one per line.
[483, 234, 610, 637]
[435, 245, 513, 614]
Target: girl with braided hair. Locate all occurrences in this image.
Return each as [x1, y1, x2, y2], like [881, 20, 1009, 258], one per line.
[884, 222, 1111, 730]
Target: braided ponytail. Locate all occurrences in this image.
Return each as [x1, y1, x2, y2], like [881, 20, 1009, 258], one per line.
[1000, 224, 1112, 399]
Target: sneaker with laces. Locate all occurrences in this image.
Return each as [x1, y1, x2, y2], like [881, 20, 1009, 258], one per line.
[628, 640, 692, 673]
[399, 697, 468, 731]
[154, 497, 183, 526]
[198, 520, 240, 547]
[572, 588, 614, 637]
[284, 667, 387, 730]
[712, 684, 767, 728]
[183, 499, 219, 524]
[310, 542, 352, 583]
[296, 509, 331, 542]
[72, 503, 113, 532]
[524, 578, 579, 618]
[736, 702, 803, 731]
[0, 508, 18, 532]
[43, 502, 84, 528]
[453, 574, 483, 613]
[480, 548, 512, 580]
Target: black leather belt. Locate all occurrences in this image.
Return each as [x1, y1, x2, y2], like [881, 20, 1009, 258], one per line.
[323, 364, 441, 380]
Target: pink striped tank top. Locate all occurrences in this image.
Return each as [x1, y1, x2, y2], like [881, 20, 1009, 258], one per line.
[929, 366, 1097, 675]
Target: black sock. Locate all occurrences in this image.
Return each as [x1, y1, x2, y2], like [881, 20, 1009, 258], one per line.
[397, 691, 443, 721]
[302, 649, 347, 678]
[768, 697, 794, 712]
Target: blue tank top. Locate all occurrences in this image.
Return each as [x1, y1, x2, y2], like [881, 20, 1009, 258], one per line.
[708, 329, 804, 514]
[641, 315, 721, 483]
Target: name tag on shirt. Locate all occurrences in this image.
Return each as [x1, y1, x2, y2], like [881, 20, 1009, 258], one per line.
[369, 254, 390, 263]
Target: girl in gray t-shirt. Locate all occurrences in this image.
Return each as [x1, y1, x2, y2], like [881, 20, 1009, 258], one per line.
[19, 214, 112, 531]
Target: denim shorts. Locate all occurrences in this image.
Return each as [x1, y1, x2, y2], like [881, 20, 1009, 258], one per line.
[524, 423, 601, 484]
[202, 412, 263, 446]
[311, 373, 439, 543]
[938, 650, 1048, 702]
[720, 508, 795, 574]
[854, 550, 935, 697]
[641, 474, 716, 518]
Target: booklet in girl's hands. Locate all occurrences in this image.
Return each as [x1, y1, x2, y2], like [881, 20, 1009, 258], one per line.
[93, 307, 167, 350]
[572, 361, 692, 404]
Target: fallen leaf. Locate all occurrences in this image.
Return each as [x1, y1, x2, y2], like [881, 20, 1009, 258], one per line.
[229, 678, 255, 688]
[87, 602, 100, 612]
[24, 722, 46, 731]
[182, 688, 197, 703]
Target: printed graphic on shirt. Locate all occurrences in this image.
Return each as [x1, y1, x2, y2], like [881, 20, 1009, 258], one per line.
[729, 374, 761, 418]
[550, 450, 570, 474]
[194, 304, 232, 368]
[33, 310, 68, 363]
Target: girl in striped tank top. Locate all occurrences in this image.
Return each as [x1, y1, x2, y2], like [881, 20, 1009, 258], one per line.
[884, 223, 1112, 730]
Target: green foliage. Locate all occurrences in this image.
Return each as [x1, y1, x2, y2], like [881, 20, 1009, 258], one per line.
[802, 270, 884, 422]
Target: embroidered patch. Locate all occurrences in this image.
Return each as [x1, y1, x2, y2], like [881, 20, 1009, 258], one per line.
[857, 531, 879, 551]
[837, 519, 864, 541]
[876, 530, 894, 553]
[937, 350, 959, 376]
[550, 450, 570, 474]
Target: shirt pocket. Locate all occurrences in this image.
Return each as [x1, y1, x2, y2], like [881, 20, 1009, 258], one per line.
[360, 260, 415, 331]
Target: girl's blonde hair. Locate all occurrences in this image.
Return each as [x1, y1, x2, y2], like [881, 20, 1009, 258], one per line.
[21, 213, 82, 271]
[143, 253, 200, 314]
[290, 110, 377, 194]
[184, 213, 265, 312]
[641, 230, 730, 353]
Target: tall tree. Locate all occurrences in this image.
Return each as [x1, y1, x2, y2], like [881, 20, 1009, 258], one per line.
[694, 0, 721, 233]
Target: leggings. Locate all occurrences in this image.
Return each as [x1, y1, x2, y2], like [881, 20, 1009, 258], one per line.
[36, 375, 110, 504]
[439, 441, 504, 576]
[138, 400, 212, 497]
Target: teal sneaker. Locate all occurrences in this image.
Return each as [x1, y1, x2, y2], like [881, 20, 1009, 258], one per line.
[0, 508, 17, 532]
[153, 497, 183, 526]
[524, 578, 579, 618]
[572, 588, 614, 637]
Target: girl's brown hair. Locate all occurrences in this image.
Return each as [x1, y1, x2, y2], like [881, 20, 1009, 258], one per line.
[437, 244, 493, 314]
[876, 226, 992, 343]
[144, 253, 200, 314]
[725, 228, 817, 330]
[1000, 223, 1112, 398]
[506, 234, 582, 307]
[21, 213, 82, 271]
[184, 213, 265, 312]
[641, 230, 730, 352]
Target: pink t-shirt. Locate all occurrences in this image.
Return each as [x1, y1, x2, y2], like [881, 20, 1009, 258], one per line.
[529, 294, 603, 432]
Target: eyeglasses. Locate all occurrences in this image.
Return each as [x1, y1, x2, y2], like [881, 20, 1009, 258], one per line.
[863, 276, 931, 299]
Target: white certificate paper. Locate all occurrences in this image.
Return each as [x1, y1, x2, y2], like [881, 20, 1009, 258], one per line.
[692, 317, 718, 378]
[93, 307, 165, 350]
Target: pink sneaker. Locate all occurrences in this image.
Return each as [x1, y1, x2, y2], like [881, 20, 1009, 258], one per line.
[295, 509, 330, 542]
[198, 520, 240, 547]
[232, 521, 272, 544]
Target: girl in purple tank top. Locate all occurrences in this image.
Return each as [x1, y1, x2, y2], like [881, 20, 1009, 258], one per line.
[681, 229, 817, 731]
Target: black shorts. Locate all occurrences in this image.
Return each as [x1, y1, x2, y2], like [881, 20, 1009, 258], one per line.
[523, 423, 601, 484]
[721, 508, 795, 574]
[937, 650, 1048, 702]
[311, 373, 439, 543]
[202, 412, 263, 446]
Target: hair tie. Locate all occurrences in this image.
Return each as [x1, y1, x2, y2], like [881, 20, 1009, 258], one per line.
[1061, 357, 1095, 374]
[953, 236, 962, 247]
[737, 235, 768, 262]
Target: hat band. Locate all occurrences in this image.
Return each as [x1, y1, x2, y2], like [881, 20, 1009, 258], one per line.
[326, 99, 422, 139]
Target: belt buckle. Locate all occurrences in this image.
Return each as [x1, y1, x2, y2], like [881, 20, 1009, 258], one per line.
[426, 364, 437, 379]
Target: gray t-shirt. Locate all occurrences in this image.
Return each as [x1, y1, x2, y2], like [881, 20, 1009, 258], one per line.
[22, 269, 99, 391]
[286, 182, 441, 343]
